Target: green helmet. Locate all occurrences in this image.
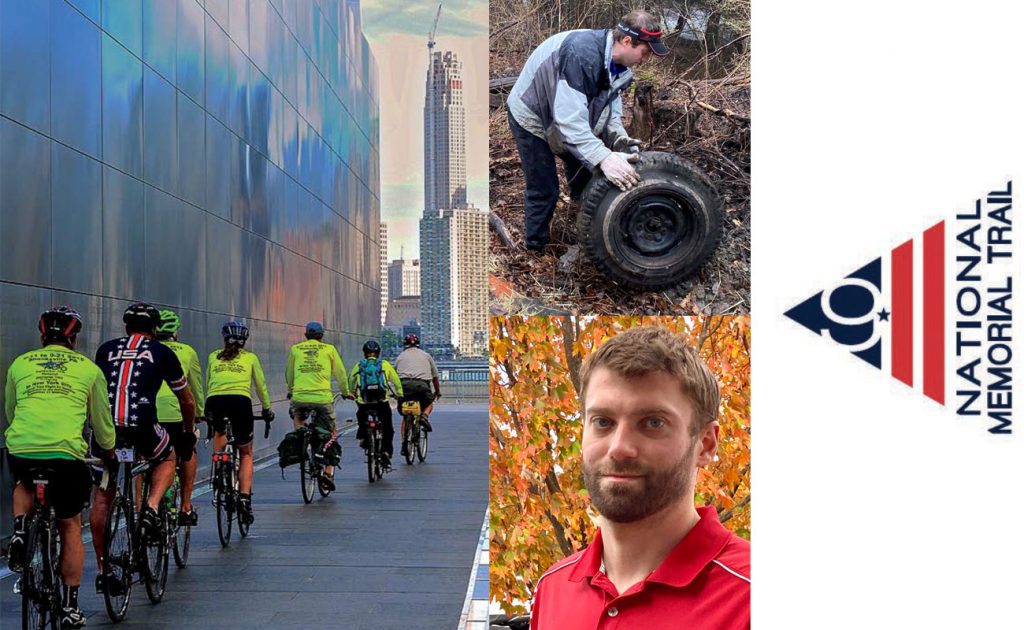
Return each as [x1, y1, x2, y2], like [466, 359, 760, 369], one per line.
[156, 309, 181, 335]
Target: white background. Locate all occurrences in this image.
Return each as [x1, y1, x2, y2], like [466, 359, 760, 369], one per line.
[754, 0, 1024, 626]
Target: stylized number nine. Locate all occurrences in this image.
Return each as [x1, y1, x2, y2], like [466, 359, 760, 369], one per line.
[819, 277, 882, 353]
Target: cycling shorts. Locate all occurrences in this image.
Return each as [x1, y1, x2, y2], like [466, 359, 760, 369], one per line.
[207, 394, 255, 445]
[400, 378, 435, 409]
[89, 424, 173, 486]
[289, 401, 336, 432]
[7, 454, 92, 520]
[158, 422, 197, 461]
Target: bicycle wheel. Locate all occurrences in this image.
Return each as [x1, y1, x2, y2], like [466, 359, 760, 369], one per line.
[172, 480, 191, 568]
[416, 417, 429, 463]
[21, 514, 58, 630]
[102, 495, 133, 622]
[215, 463, 233, 547]
[142, 501, 169, 603]
[366, 431, 377, 483]
[300, 432, 316, 504]
[236, 457, 250, 538]
[403, 419, 415, 465]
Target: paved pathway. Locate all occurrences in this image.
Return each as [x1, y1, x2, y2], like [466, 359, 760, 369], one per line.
[0, 403, 489, 629]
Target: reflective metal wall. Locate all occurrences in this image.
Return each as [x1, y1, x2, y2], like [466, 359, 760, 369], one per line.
[0, 0, 380, 540]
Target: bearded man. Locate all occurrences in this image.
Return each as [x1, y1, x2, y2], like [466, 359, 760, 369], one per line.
[529, 326, 750, 629]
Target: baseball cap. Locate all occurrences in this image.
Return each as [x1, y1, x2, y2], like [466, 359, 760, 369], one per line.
[617, 22, 669, 57]
[305, 321, 324, 335]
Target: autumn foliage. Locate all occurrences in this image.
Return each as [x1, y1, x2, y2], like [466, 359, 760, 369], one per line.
[489, 316, 750, 614]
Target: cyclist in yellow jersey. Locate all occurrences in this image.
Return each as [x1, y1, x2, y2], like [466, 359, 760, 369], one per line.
[206, 321, 273, 524]
[154, 309, 204, 526]
[285, 321, 350, 491]
[4, 307, 116, 628]
[348, 341, 403, 469]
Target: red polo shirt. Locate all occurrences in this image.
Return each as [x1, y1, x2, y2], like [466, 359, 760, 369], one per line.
[530, 506, 750, 630]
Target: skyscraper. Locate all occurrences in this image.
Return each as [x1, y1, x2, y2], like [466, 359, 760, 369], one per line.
[388, 258, 420, 302]
[419, 50, 488, 357]
[380, 222, 389, 325]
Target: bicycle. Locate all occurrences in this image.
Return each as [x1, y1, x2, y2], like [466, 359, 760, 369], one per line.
[296, 407, 336, 503]
[362, 406, 388, 483]
[15, 457, 105, 630]
[99, 446, 172, 622]
[210, 413, 269, 546]
[400, 399, 429, 465]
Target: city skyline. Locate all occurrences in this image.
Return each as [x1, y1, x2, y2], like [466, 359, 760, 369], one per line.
[361, 0, 487, 260]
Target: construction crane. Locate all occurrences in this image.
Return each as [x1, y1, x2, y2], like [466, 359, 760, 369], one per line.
[427, 4, 442, 51]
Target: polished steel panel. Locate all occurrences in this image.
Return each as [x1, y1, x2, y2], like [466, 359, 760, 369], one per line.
[177, 0, 205, 105]
[67, 0, 100, 23]
[206, 0, 229, 33]
[102, 34, 143, 177]
[0, 119, 51, 285]
[177, 91, 206, 207]
[204, 12, 230, 127]
[205, 213, 240, 313]
[101, 165, 145, 298]
[52, 0, 101, 157]
[205, 114, 231, 219]
[228, 0, 248, 55]
[101, 0, 142, 58]
[144, 187, 207, 309]
[51, 144, 102, 294]
[143, 66, 177, 194]
[142, 0, 176, 82]
[0, 0, 50, 132]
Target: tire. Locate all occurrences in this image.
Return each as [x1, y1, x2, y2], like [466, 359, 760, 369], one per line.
[102, 496, 133, 622]
[300, 432, 316, 504]
[577, 151, 723, 290]
[21, 514, 55, 630]
[235, 457, 250, 538]
[403, 420, 415, 465]
[416, 417, 429, 463]
[172, 481, 191, 568]
[215, 464, 233, 548]
[142, 502, 169, 603]
[367, 430, 378, 483]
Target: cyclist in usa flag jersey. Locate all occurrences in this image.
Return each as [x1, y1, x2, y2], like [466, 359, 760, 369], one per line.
[88, 302, 196, 596]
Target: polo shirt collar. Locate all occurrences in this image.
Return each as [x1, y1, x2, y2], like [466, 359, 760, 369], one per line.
[568, 506, 731, 588]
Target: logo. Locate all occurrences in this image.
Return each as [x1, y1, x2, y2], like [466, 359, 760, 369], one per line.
[785, 182, 1014, 435]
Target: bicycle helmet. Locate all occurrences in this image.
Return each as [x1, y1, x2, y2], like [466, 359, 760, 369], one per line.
[222, 320, 249, 343]
[363, 340, 381, 356]
[38, 306, 83, 340]
[156, 309, 181, 336]
[403, 333, 419, 347]
[123, 302, 160, 333]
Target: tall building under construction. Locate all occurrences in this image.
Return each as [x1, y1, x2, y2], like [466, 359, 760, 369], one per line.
[419, 50, 487, 357]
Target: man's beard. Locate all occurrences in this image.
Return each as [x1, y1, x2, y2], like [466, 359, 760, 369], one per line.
[583, 448, 696, 523]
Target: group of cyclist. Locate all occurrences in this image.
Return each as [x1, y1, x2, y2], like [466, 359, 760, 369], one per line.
[3, 302, 441, 628]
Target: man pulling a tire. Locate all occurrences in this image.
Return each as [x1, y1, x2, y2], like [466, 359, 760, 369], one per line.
[506, 10, 669, 253]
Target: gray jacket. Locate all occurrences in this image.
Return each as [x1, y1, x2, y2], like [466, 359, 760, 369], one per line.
[508, 29, 632, 169]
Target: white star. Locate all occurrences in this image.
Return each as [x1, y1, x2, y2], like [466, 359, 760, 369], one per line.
[110, 371, 117, 376]
[131, 393, 137, 398]
[131, 403, 138, 409]
[131, 414, 137, 421]
[108, 393, 114, 399]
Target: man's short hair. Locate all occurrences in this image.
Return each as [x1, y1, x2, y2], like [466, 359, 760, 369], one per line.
[613, 10, 661, 45]
[579, 326, 720, 433]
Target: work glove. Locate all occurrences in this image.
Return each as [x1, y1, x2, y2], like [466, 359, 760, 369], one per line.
[599, 152, 641, 191]
[610, 133, 642, 153]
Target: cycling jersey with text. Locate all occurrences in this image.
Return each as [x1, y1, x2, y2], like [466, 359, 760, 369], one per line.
[95, 335, 187, 428]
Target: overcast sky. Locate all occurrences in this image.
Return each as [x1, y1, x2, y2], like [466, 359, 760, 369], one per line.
[361, 0, 489, 261]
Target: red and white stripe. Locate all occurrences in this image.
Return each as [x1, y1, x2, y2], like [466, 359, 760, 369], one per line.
[113, 334, 143, 426]
[888, 220, 945, 405]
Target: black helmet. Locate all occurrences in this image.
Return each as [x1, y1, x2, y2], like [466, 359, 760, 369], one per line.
[362, 340, 381, 356]
[39, 306, 83, 340]
[403, 333, 419, 347]
[123, 302, 160, 333]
